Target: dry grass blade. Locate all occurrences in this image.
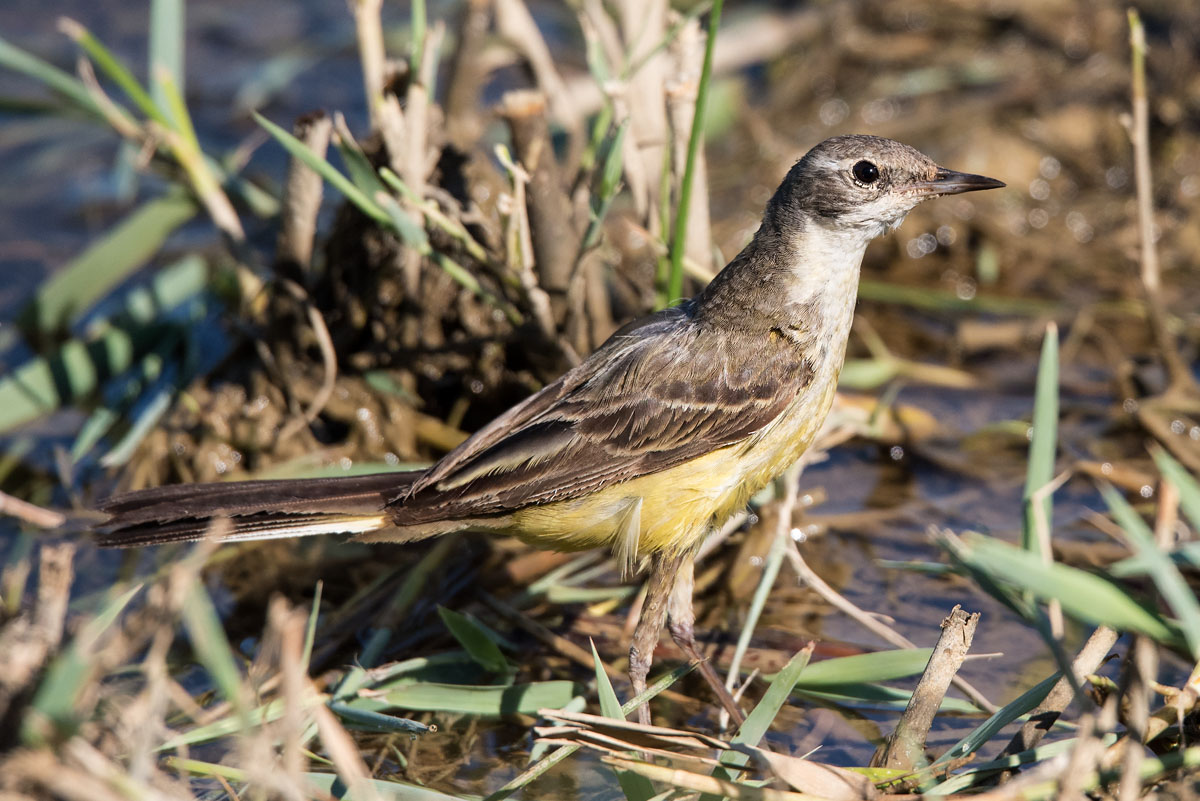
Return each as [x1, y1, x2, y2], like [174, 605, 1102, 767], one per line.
[538, 708, 732, 751]
[736, 746, 878, 801]
[603, 754, 820, 801]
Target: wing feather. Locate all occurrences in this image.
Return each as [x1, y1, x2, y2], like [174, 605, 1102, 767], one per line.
[388, 306, 813, 524]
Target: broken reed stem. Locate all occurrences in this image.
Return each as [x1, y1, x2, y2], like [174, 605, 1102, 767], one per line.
[443, 0, 492, 146]
[870, 605, 980, 772]
[400, 16, 443, 297]
[493, 0, 582, 146]
[0, 544, 74, 729]
[665, 0, 721, 303]
[352, 0, 386, 132]
[275, 112, 332, 272]
[501, 90, 580, 312]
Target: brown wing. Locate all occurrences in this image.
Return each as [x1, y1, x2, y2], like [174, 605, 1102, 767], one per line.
[388, 306, 813, 524]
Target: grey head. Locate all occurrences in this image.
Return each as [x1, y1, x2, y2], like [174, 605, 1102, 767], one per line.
[694, 135, 1003, 332]
[765, 134, 1004, 240]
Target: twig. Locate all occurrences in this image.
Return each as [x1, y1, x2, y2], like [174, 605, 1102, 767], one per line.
[1115, 636, 1155, 801]
[494, 144, 559, 342]
[785, 542, 997, 713]
[870, 605, 980, 771]
[1029, 470, 1073, 639]
[720, 464, 799, 731]
[1125, 9, 1197, 397]
[0, 491, 66, 529]
[997, 625, 1118, 773]
[1127, 10, 1157, 297]
[275, 280, 338, 438]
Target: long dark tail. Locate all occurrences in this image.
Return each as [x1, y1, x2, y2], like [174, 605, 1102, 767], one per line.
[96, 471, 421, 548]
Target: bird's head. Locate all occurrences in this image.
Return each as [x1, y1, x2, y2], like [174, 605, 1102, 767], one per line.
[772, 135, 1004, 240]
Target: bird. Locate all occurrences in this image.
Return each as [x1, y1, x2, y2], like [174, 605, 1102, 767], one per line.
[97, 134, 1003, 725]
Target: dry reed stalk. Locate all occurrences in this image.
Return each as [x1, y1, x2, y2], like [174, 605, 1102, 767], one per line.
[501, 90, 580, 317]
[666, 14, 713, 276]
[870, 605, 980, 771]
[615, 0, 669, 231]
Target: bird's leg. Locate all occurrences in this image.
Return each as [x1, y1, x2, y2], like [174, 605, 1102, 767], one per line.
[667, 554, 746, 726]
[629, 552, 682, 725]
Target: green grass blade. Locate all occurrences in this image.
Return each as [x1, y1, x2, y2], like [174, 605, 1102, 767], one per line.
[22, 584, 143, 745]
[158, 697, 298, 750]
[329, 703, 431, 734]
[926, 733, 1120, 795]
[356, 681, 578, 717]
[0, 326, 145, 433]
[856, 279, 1062, 316]
[61, 19, 166, 125]
[255, 111, 390, 225]
[410, 0, 426, 73]
[788, 648, 935, 687]
[592, 642, 655, 801]
[665, 0, 723, 303]
[931, 671, 1061, 768]
[0, 34, 103, 117]
[302, 581, 322, 672]
[698, 645, 812, 801]
[180, 573, 247, 719]
[149, 0, 185, 124]
[583, 119, 629, 250]
[1100, 483, 1200, 659]
[306, 771, 478, 801]
[22, 192, 198, 334]
[438, 607, 510, 675]
[726, 519, 787, 683]
[483, 664, 693, 801]
[1152, 446, 1200, 534]
[723, 645, 812, 773]
[794, 685, 979, 714]
[98, 372, 177, 466]
[1022, 323, 1058, 552]
[958, 534, 1179, 645]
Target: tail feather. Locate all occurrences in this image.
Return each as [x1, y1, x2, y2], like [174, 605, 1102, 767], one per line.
[96, 471, 419, 548]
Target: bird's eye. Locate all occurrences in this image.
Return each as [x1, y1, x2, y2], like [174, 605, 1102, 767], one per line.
[852, 160, 880, 185]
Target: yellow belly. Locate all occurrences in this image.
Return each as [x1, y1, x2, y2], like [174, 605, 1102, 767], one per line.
[498, 384, 834, 559]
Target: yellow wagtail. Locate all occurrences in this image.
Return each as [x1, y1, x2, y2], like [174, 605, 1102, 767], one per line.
[98, 135, 1003, 724]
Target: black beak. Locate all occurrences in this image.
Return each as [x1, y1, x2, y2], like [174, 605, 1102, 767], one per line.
[915, 167, 1006, 196]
